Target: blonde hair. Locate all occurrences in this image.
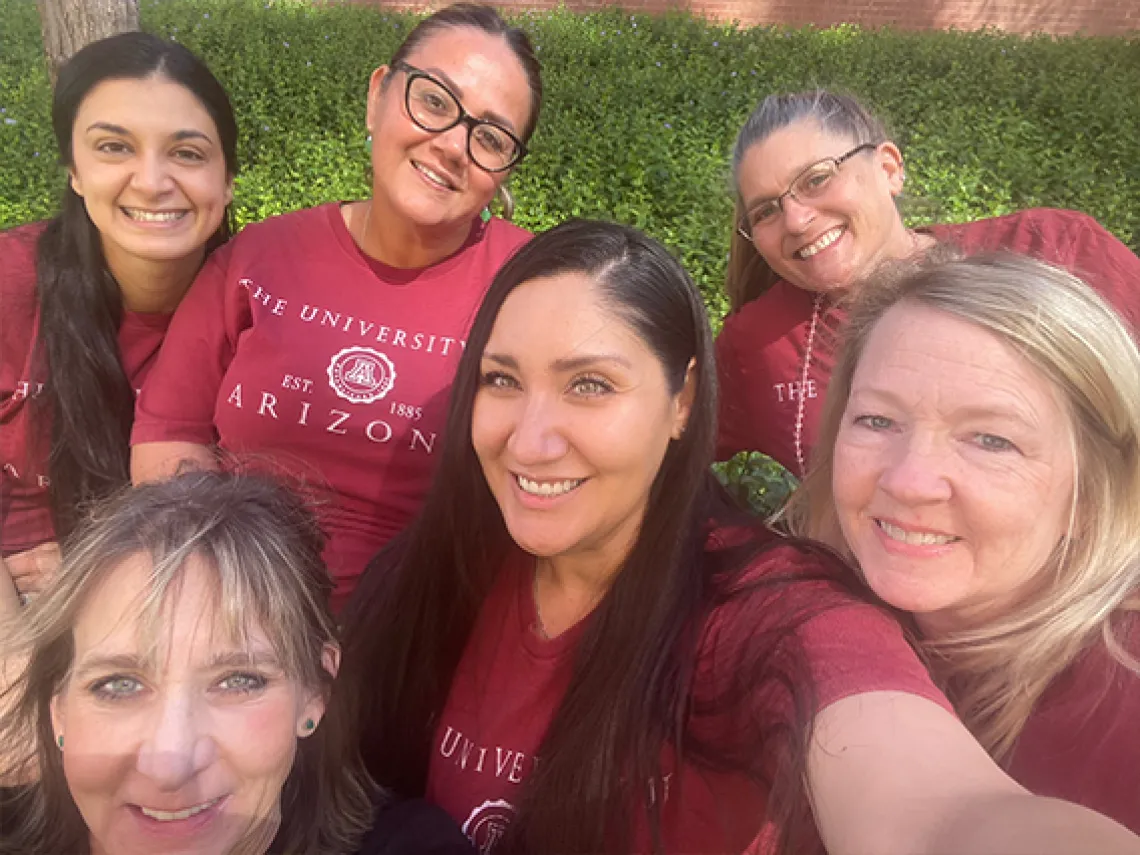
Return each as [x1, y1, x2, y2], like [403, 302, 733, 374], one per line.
[0, 471, 374, 855]
[786, 252, 1140, 758]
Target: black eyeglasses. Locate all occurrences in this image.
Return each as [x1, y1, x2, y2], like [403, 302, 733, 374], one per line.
[737, 143, 879, 238]
[394, 61, 526, 173]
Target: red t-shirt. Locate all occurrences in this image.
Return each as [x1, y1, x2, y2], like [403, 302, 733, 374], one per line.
[1, 222, 172, 554]
[1006, 611, 1140, 834]
[132, 203, 530, 610]
[715, 208, 1140, 474]
[425, 541, 950, 853]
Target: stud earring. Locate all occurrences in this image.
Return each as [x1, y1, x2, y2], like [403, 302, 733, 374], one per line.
[57, 734, 64, 750]
[304, 719, 315, 732]
[365, 134, 372, 153]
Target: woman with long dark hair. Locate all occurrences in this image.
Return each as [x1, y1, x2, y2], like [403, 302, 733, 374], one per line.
[131, 3, 542, 612]
[339, 219, 1140, 854]
[0, 31, 238, 612]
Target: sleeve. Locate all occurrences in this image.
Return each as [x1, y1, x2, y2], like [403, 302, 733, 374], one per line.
[1064, 213, 1140, 333]
[130, 249, 250, 446]
[356, 797, 476, 855]
[714, 318, 751, 462]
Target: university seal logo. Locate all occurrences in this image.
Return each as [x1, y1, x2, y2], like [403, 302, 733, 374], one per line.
[326, 346, 397, 404]
[462, 799, 515, 854]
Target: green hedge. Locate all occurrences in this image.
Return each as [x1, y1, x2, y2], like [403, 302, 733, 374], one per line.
[3, 0, 1138, 513]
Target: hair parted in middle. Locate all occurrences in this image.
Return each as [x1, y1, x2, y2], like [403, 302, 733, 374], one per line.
[726, 89, 891, 311]
[340, 218, 852, 855]
[785, 251, 1140, 758]
[0, 470, 374, 855]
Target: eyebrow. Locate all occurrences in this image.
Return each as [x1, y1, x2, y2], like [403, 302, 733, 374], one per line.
[73, 648, 281, 681]
[420, 67, 519, 133]
[85, 122, 214, 144]
[483, 352, 633, 372]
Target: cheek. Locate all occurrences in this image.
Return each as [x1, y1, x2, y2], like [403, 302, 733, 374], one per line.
[472, 395, 513, 462]
[218, 701, 301, 786]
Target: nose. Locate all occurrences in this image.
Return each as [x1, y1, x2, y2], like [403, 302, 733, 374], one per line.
[877, 432, 953, 505]
[506, 392, 569, 466]
[780, 194, 817, 234]
[131, 151, 175, 196]
[431, 121, 468, 166]
[135, 691, 215, 790]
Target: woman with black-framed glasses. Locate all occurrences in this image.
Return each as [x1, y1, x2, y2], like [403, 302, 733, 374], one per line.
[130, 3, 543, 612]
[715, 89, 1140, 479]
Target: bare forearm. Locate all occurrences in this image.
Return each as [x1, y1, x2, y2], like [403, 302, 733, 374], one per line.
[0, 557, 19, 618]
[932, 793, 1140, 855]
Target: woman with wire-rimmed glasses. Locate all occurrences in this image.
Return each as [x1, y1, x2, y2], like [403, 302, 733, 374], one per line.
[130, 3, 542, 611]
[714, 89, 1140, 480]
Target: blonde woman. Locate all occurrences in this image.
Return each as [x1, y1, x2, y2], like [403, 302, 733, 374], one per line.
[0, 472, 472, 855]
[787, 252, 1140, 832]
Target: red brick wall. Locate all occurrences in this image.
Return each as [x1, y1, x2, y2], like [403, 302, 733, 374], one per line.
[360, 0, 1139, 36]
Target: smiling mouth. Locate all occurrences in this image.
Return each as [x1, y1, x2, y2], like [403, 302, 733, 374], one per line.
[121, 207, 188, 223]
[876, 519, 959, 546]
[795, 226, 844, 259]
[515, 474, 585, 497]
[412, 160, 457, 191]
[137, 795, 224, 822]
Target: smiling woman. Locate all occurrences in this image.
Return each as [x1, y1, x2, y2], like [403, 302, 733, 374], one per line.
[0, 472, 374, 855]
[0, 31, 238, 615]
[787, 252, 1140, 832]
[130, 3, 544, 612]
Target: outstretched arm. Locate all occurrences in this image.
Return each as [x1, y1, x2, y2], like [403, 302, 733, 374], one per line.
[808, 691, 1139, 855]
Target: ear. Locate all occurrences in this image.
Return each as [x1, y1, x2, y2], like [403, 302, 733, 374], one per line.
[223, 173, 235, 207]
[296, 642, 339, 738]
[875, 141, 906, 197]
[365, 65, 392, 136]
[50, 693, 64, 744]
[69, 168, 84, 198]
[670, 358, 698, 441]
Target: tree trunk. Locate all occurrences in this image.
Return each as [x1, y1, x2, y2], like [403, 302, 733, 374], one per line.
[37, 0, 140, 85]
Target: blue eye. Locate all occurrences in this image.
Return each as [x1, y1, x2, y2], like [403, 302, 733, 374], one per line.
[975, 433, 1017, 453]
[216, 672, 268, 694]
[90, 675, 144, 701]
[854, 414, 894, 431]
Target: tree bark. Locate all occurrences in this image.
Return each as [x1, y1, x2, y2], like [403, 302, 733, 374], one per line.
[36, 0, 140, 85]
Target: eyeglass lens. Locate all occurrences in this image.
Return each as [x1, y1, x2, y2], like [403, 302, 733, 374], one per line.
[406, 75, 519, 171]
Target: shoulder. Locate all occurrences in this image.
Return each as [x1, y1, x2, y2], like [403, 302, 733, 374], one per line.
[929, 208, 1106, 257]
[718, 280, 813, 349]
[0, 221, 49, 304]
[472, 216, 532, 261]
[217, 203, 341, 258]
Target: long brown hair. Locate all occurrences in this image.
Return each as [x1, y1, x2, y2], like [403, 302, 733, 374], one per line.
[341, 219, 851, 853]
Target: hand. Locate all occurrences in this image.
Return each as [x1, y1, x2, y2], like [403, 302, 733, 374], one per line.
[5, 542, 62, 598]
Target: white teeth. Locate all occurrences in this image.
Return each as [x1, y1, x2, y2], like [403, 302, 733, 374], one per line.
[516, 475, 583, 497]
[797, 227, 844, 259]
[139, 796, 222, 822]
[124, 209, 186, 223]
[878, 519, 957, 546]
[413, 161, 453, 189]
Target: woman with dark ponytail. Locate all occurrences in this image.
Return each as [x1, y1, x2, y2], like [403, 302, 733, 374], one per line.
[0, 32, 238, 613]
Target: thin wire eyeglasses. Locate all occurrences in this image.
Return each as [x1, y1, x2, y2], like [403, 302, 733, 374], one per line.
[394, 61, 527, 173]
[737, 143, 879, 239]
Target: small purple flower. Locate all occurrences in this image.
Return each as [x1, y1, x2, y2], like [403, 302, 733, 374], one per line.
[4, 117, 18, 125]
[262, 124, 270, 131]
[664, 122, 672, 129]
[712, 40, 719, 46]
[203, 11, 209, 18]
[283, 41, 290, 47]
[656, 61, 661, 67]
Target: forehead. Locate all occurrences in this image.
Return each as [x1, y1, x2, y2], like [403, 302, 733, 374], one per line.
[403, 27, 532, 130]
[72, 553, 265, 664]
[738, 118, 857, 197]
[486, 272, 651, 362]
[74, 75, 219, 139]
[853, 303, 1068, 425]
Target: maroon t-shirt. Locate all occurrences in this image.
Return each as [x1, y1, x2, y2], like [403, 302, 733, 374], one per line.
[1, 222, 172, 554]
[715, 208, 1140, 474]
[132, 203, 530, 610]
[1007, 611, 1140, 834]
[425, 541, 950, 853]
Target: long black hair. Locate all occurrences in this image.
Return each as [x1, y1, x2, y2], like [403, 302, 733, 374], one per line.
[32, 31, 238, 539]
[341, 219, 842, 853]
